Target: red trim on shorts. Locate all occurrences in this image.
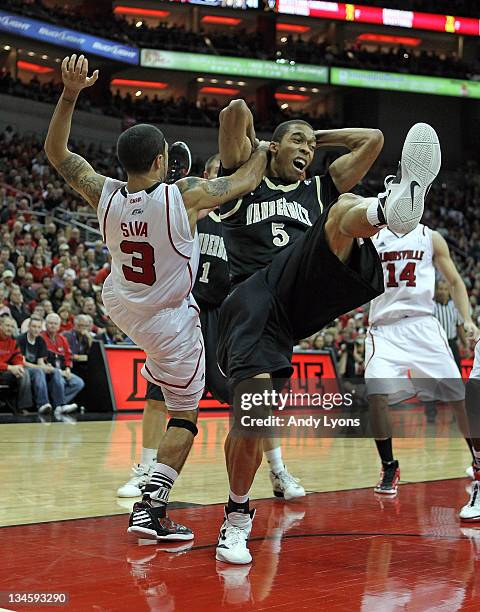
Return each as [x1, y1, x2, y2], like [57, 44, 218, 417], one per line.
[144, 340, 204, 390]
[102, 188, 119, 242]
[364, 329, 376, 372]
[166, 185, 190, 260]
[189, 303, 200, 315]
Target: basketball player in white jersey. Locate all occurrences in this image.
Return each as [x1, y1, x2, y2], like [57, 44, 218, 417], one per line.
[459, 341, 480, 520]
[44, 54, 270, 540]
[366, 222, 478, 495]
[117, 153, 305, 502]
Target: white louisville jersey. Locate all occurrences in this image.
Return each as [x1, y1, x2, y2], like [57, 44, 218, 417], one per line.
[97, 178, 199, 310]
[369, 224, 435, 325]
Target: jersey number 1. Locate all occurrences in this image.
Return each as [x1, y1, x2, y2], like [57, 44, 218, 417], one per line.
[386, 262, 417, 287]
[120, 240, 156, 286]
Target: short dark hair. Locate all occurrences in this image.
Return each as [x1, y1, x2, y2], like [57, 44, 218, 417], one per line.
[271, 120, 313, 144]
[204, 153, 220, 177]
[116, 124, 166, 174]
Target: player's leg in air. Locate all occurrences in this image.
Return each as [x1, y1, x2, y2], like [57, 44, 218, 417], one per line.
[216, 99, 442, 563]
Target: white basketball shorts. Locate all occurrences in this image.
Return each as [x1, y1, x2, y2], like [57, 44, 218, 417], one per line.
[103, 277, 205, 411]
[365, 315, 464, 404]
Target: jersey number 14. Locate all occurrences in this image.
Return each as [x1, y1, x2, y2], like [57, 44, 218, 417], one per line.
[386, 262, 417, 288]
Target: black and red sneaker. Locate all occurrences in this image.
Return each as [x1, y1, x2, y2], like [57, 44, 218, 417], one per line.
[127, 498, 194, 541]
[374, 460, 400, 495]
[166, 141, 192, 183]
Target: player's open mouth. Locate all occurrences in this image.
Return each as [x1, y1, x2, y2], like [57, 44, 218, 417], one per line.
[293, 158, 307, 172]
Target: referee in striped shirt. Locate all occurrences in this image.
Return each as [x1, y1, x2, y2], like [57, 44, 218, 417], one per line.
[434, 279, 465, 372]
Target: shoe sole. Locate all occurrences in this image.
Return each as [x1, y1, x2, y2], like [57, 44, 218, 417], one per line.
[215, 550, 252, 564]
[273, 489, 306, 501]
[385, 122, 441, 234]
[127, 526, 194, 541]
[374, 488, 398, 496]
[459, 514, 480, 521]
[117, 488, 143, 498]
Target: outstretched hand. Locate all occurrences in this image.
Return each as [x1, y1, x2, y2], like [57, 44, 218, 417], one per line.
[61, 54, 99, 95]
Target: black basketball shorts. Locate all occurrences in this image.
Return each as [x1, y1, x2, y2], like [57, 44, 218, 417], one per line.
[217, 202, 384, 395]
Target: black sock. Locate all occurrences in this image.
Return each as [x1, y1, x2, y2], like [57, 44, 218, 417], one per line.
[375, 438, 394, 463]
[466, 438, 476, 462]
[227, 496, 249, 514]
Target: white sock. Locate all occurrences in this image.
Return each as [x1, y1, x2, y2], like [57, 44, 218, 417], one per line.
[265, 446, 284, 474]
[146, 463, 178, 507]
[229, 489, 249, 505]
[366, 197, 386, 228]
[140, 447, 157, 466]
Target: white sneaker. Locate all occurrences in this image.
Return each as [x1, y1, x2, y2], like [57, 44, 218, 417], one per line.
[460, 480, 480, 521]
[38, 403, 52, 414]
[117, 463, 155, 498]
[378, 122, 441, 234]
[270, 467, 306, 501]
[466, 465, 475, 480]
[216, 508, 255, 565]
[55, 403, 78, 414]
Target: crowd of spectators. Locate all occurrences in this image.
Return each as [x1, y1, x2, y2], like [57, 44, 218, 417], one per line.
[0, 71, 339, 132]
[0, 120, 479, 413]
[5, 0, 480, 81]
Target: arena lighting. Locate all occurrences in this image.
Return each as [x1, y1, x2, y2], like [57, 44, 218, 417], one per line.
[113, 6, 170, 18]
[201, 16, 241, 26]
[276, 0, 480, 37]
[17, 60, 53, 74]
[275, 92, 310, 101]
[111, 78, 168, 89]
[199, 86, 240, 95]
[357, 33, 421, 46]
[277, 23, 311, 33]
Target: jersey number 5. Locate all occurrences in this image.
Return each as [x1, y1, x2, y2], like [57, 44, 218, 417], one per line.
[271, 223, 290, 247]
[120, 240, 156, 286]
[386, 262, 417, 288]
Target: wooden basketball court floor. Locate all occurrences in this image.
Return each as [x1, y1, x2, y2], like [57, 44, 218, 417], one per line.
[1, 411, 480, 611]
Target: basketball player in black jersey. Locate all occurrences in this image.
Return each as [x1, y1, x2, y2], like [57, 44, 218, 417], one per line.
[118, 153, 306, 501]
[213, 100, 442, 564]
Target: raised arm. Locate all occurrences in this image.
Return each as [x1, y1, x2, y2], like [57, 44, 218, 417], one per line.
[219, 99, 256, 170]
[177, 143, 269, 212]
[315, 128, 384, 194]
[432, 230, 479, 340]
[44, 54, 105, 210]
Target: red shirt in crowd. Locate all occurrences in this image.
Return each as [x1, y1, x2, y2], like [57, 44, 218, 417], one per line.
[95, 267, 110, 285]
[41, 331, 72, 369]
[30, 265, 52, 283]
[0, 332, 24, 371]
[59, 318, 74, 333]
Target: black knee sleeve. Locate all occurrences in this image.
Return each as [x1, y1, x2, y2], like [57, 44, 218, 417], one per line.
[466, 379, 480, 438]
[167, 418, 198, 437]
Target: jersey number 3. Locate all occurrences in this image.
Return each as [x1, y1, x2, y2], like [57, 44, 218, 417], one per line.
[120, 240, 156, 286]
[386, 262, 417, 288]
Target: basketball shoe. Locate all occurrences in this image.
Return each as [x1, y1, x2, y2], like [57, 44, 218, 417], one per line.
[374, 460, 400, 495]
[270, 467, 305, 500]
[117, 462, 156, 498]
[375, 123, 441, 234]
[466, 463, 475, 480]
[460, 468, 480, 521]
[216, 508, 256, 565]
[127, 498, 194, 540]
[166, 141, 192, 183]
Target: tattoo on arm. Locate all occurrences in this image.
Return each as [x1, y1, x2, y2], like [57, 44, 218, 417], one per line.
[56, 153, 105, 207]
[177, 176, 231, 198]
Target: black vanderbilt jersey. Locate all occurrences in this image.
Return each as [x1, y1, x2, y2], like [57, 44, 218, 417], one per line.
[219, 173, 339, 284]
[193, 211, 230, 307]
